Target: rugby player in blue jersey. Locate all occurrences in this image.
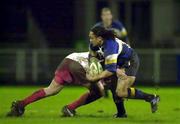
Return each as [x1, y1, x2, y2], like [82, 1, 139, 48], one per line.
[62, 26, 160, 118]
[87, 26, 160, 113]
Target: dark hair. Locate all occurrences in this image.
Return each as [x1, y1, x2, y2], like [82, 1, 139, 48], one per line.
[91, 26, 115, 40]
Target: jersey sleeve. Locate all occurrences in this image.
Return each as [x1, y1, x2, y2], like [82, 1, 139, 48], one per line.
[114, 20, 124, 31]
[104, 40, 119, 73]
[114, 21, 127, 35]
[92, 22, 102, 28]
[113, 21, 128, 42]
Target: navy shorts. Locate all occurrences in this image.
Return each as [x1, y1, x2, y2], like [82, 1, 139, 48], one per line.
[118, 50, 140, 76]
[125, 50, 140, 76]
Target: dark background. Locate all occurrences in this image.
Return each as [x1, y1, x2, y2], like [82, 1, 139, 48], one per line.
[1, 0, 180, 48]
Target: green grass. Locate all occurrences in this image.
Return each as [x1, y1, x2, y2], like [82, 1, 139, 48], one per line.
[0, 86, 180, 124]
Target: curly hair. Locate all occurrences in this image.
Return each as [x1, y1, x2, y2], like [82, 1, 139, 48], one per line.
[91, 26, 116, 40]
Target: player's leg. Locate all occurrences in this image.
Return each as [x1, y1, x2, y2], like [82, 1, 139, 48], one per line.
[116, 73, 160, 113]
[7, 79, 64, 117]
[103, 86, 109, 98]
[109, 84, 127, 118]
[116, 76, 154, 100]
[112, 95, 127, 118]
[62, 59, 105, 117]
[116, 50, 160, 113]
[115, 50, 138, 97]
[62, 81, 104, 117]
[126, 81, 160, 113]
[115, 75, 130, 97]
[22, 79, 63, 106]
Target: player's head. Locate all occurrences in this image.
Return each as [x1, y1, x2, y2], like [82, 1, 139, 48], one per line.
[89, 26, 115, 46]
[101, 7, 113, 26]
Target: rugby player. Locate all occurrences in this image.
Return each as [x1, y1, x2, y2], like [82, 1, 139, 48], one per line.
[86, 26, 160, 113]
[6, 52, 105, 117]
[93, 7, 129, 44]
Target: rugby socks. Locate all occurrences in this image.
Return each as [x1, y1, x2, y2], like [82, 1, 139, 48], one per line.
[67, 92, 90, 110]
[67, 91, 102, 110]
[115, 98, 126, 116]
[19, 89, 46, 107]
[127, 88, 154, 101]
[84, 91, 102, 104]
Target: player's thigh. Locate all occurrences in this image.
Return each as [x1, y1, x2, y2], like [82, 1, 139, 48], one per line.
[125, 55, 139, 87]
[125, 50, 139, 77]
[116, 76, 135, 95]
[127, 76, 136, 87]
[116, 78, 129, 92]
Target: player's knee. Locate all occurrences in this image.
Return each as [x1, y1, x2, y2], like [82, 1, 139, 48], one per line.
[116, 90, 122, 97]
[44, 86, 59, 96]
[98, 84, 105, 97]
[116, 89, 128, 97]
[44, 79, 63, 96]
[96, 88, 104, 97]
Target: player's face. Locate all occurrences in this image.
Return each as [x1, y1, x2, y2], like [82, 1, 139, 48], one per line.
[101, 11, 113, 25]
[89, 31, 102, 46]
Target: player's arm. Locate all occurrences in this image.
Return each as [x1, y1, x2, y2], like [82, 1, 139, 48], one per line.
[86, 70, 113, 82]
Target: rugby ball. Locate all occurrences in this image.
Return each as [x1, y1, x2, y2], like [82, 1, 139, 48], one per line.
[89, 57, 103, 76]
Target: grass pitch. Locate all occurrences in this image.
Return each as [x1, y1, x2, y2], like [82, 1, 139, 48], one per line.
[0, 86, 180, 124]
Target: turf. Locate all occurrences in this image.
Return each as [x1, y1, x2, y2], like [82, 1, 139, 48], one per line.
[0, 86, 180, 124]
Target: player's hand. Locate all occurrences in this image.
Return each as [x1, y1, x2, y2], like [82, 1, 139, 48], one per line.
[86, 73, 97, 82]
[116, 68, 127, 79]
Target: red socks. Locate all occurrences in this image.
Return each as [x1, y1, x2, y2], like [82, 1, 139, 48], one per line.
[67, 89, 103, 110]
[20, 89, 46, 107]
[67, 92, 90, 110]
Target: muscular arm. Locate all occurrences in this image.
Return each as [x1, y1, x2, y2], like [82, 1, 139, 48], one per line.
[87, 70, 113, 82]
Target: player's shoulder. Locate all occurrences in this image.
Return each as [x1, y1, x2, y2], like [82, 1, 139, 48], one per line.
[103, 39, 119, 55]
[104, 39, 118, 48]
[93, 21, 103, 28]
[115, 38, 131, 48]
[112, 20, 124, 28]
[113, 20, 123, 25]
